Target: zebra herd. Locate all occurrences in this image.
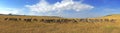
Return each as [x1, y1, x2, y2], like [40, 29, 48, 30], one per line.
[4, 18, 116, 23]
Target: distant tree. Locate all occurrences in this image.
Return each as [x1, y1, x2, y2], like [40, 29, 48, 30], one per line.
[8, 13, 12, 15]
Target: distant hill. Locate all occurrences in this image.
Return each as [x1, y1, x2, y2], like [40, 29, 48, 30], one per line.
[0, 14, 120, 19]
[0, 14, 62, 19]
[94, 14, 120, 19]
[101, 14, 120, 18]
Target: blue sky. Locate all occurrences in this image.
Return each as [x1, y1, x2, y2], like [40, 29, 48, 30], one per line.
[0, 0, 120, 18]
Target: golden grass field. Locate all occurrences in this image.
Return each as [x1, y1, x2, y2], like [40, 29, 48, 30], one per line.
[0, 14, 120, 33]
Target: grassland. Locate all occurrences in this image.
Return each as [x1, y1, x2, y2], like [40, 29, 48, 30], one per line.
[0, 14, 120, 33]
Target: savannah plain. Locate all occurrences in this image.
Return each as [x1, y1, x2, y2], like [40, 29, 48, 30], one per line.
[0, 14, 120, 33]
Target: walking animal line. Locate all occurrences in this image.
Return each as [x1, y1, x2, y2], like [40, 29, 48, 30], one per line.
[3, 17, 116, 23]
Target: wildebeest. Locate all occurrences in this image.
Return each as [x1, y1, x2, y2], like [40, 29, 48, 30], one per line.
[3, 17, 117, 23]
[4, 18, 20, 21]
[109, 19, 116, 22]
[4, 18, 8, 21]
[43, 19, 55, 23]
[33, 19, 38, 22]
[24, 18, 32, 22]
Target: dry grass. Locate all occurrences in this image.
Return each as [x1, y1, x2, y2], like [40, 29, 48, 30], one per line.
[0, 15, 120, 33]
[1, 21, 120, 33]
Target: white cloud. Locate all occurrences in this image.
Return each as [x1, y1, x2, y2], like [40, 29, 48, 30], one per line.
[26, 0, 94, 13]
[0, 8, 21, 14]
